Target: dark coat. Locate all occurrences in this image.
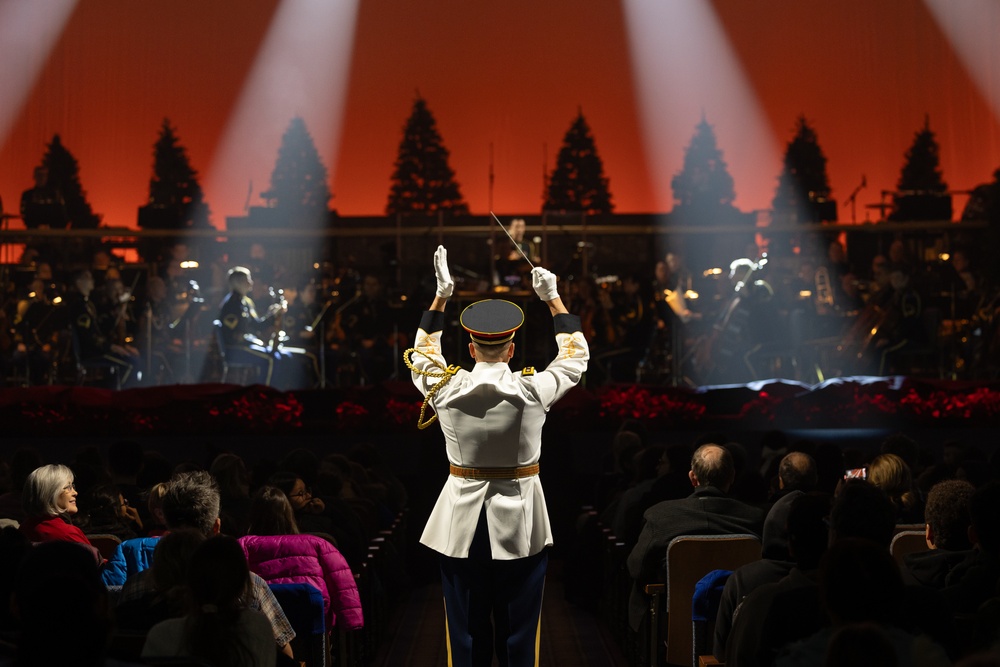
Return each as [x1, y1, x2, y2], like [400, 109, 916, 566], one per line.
[626, 485, 766, 629]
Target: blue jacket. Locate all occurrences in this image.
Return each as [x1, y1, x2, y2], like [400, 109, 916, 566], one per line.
[100, 536, 161, 587]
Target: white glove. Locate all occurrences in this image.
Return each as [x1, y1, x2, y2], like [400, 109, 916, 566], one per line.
[531, 267, 559, 301]
[434, 245, 454, 299]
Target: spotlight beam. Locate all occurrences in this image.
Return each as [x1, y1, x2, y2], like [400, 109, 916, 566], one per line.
[0, 0, 78, 148]
[206, 0, 360, 225]
[622, 0, 780, 213]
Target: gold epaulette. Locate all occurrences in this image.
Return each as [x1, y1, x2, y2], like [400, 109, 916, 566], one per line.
[521, 367, 535, 376]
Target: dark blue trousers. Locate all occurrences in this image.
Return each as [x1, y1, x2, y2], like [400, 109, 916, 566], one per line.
[439, 508, 548, 667]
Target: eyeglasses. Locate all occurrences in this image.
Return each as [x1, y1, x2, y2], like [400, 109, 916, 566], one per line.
[63, 483, 76, 491]
[289, 488, 312, 499]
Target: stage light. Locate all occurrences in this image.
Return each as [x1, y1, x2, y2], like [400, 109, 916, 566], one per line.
[622, 0, 780, 213]
[205, 0, 360, 226]
[0, 1, 78, 146]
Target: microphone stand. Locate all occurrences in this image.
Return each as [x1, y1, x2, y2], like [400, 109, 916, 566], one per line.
[844, 175, 866, 223]
[307, 290, 363, 389]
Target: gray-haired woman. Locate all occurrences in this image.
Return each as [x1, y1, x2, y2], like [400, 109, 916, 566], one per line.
[20, 464, 93, 545]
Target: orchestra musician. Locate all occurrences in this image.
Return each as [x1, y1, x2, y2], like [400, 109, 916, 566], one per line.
[341, 273, 401, 384]
[11, 278, 59, 384]
[20, 167, 67, 230]
[281, 278, 322, 349]
[66, 270, 137, 387]
[495, 218, 539, 289]
[866, 262, 927, 375]
[217, 267, 317, 389]
[135, 275, 179, 384]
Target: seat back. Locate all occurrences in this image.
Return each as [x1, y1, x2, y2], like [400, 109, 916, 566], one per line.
[86, 533, 122, 559]
[665, 534, 761, 667]
[269, 582, 327, 667]
[890, 530, 929, 567]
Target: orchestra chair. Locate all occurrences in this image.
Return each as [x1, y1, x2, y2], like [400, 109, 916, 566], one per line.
[212, 320, 262, 385]
[890, 529, 930, 568]
[644, 534, 761, 667]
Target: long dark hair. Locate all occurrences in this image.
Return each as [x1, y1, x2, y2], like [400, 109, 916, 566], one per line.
[183, 536, 257, 667]
[77, 484, 134, 538]
[246, 486, 299, 536]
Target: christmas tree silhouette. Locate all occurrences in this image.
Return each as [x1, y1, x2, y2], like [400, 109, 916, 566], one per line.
[772, 115, 835, 223]
[386, 96, 468, 216]
[670, 117, 740, 225]
[543, 110, 613, 214]
[42, 134, 100, 229]
[262, 116, 332, 227]
[143, 118, 211, 230]
[890, 116, 951, 222]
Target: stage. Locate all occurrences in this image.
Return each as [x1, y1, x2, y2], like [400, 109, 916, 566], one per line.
[7, 375, 999, 455]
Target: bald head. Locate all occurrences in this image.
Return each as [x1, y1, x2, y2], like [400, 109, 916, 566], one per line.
[779, 452, 818, 492]
[690, 444, 735, 492]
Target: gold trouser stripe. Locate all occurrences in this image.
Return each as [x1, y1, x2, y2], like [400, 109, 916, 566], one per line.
[534, 578, 545, 666]
[443, 597, 453, 667]
[449, 463, 540, 480]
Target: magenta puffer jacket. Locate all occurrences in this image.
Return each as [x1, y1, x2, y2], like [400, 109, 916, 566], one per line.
[239, 533, 364, 631]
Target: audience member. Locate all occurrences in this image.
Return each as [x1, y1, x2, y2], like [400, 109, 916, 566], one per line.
[944, 481, 1000, 615]
[595, 431, 643, 521]
[114, 471, 296, 658]
[902, 479, 975, 590]
[210, 453, 252, 537]
[145, 481, 169, 537]
[19, 464, 94, 547]
[726, 481, 894, 666]
[626, 444, 766, 631]
[107, 440, 145, 511]
[0, 527, 30, 634]
[611, 445, 665, 540]
[868, 453, 924, 524]
[239, 486, 363, 631]
[10, 541, 113, 667]
[763, 452, 819, 560]
[267, 471, 365, 569]
[142, 535, 277, 667]
[76, 484, 141, 540]
[714, 492, 830, 661]
[114, 528, 206, 633]
[773, 539, 950, 667]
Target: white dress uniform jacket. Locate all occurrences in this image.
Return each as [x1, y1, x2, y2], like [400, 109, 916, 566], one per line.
[411, 309, 589, 560]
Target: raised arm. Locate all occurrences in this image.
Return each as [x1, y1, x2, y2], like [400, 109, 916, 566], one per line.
[531, 267, 568, 316]
[430, 245, 454, 312]
[529, 266, 589, 407]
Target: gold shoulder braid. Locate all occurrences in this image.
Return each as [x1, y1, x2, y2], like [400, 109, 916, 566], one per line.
[403, 348, 460, 430]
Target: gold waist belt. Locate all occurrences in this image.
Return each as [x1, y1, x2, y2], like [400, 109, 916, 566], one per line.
[449, 463, 540, 480]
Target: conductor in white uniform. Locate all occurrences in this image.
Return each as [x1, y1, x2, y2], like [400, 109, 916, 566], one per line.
[409, 245, 589, 667]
